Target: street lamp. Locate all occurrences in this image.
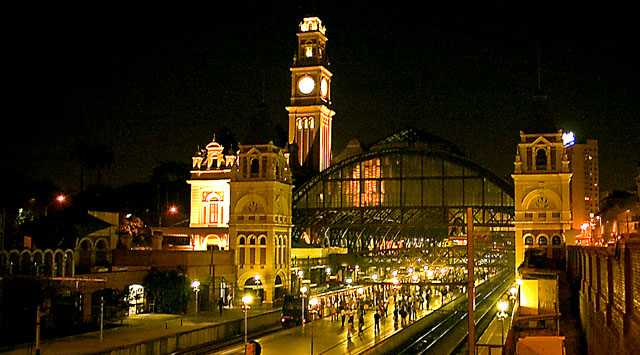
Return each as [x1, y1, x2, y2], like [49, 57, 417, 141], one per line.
[300, 286, 308, 324]
[191, 280, 201, 314]
[44, 194, 67, 216]
[626, 209, 631, 235]
[309, 297, 319, 355]
[497, 300, 509, 344]
[242, 294, 253, 346]
[509, 286, 517, 302]
[297, 270, 304, 293]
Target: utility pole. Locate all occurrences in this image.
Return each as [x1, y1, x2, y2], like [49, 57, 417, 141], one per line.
[35, 306, 41, 355]
[466, 207, 475, 355]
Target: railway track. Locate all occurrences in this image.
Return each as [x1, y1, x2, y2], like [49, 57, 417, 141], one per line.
[397, 272, 512, 355]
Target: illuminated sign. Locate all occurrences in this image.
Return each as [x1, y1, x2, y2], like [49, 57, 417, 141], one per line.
[562, 131, 576, 147]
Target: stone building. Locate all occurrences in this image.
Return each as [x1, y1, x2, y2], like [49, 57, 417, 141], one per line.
[229, 143, 292, 304]
[512, 129, 573, 273]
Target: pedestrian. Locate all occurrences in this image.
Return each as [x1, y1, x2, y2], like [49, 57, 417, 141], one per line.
[341, 308, 346, 327]
[347, 312, 354, 340]
[374, 310, 381, 335]
[426, 292, 431, 310]
[218, 297, 224, 316]
[411, 302, 417, 321]
[400, 307, 407, 326]
[358, 313, 364, 334]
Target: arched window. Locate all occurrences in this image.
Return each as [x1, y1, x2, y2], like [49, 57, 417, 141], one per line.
[552, 235, 562, 245]
[536, 149, 547, 171]
[259, 236, 267, 265]
[203, 192, 224, 225]
[524, 235, 534, 245]
[538, 236, 548, 245]
[249, 236, 256, 264]
[250, 159, 260, 177]
[238, 236, 246, 265]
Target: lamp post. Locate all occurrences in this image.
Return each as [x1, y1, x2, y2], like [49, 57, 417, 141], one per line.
[100, 296, 104, 342]
[626, 209, 631, 235]
[242, 294, 253, 346]
[309, 297, 319, 355]
[508, 286, 517, 303]
[300, 286, 308, 324]
[497, 300, 509, 344]
[372, 274, 378, 306]
[191, 280, 201, 315]
[297, 270, 304, 293]
[44, 194, 67, 217]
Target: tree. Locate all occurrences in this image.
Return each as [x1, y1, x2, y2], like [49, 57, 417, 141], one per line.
[143, 268, 190, 314]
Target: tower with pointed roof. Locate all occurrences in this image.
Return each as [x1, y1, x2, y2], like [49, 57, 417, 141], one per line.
[187, 135, 237, 251]
[286, 16, 335, 172]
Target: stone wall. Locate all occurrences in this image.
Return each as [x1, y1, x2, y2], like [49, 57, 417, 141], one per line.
[567, 240, 640, 355]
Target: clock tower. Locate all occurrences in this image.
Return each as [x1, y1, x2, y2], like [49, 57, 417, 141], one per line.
[512, 130, 573, 275]
[286, 16, 335, 172]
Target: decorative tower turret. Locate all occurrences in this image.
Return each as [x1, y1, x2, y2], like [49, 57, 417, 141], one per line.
[229, 143, 292, 304]
[512, 130, 573, 275]
[286, 16, 335, 172]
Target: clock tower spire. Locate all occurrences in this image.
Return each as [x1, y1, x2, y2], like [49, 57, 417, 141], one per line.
[286, 16, 335, 172]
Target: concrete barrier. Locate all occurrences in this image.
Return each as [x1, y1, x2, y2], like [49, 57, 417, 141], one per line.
[98, 310, 281, 355]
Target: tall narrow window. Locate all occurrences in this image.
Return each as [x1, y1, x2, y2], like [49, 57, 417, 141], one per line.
[260, 237, 267, 265]
[238, 237, 245, 265]
[250, 159, 259, 177]
[536, 149, 547, 171]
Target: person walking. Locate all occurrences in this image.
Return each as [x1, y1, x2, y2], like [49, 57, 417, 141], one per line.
[400, 306, 407, 326]
[341, 307, 346, 327]
[347, 311, 354, 340]
[358, 312, 365, 334]
[374, 310, 381, 335]
[217, 297, 224, 316]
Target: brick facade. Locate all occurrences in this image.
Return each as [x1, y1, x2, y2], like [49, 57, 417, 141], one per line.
[567, 240, 640, 355]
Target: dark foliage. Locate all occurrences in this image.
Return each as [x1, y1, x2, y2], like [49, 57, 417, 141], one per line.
[143, 268, 190, 314]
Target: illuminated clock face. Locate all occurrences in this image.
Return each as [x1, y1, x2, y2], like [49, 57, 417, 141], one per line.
[320, 78, 328, 98]
[298, 76, 315, 94]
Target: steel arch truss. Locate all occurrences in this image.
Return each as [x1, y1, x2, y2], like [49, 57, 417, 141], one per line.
[293, 145, 515, 252]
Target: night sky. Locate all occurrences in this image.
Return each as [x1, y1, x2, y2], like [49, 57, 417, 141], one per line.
[5, 2, 639, 197]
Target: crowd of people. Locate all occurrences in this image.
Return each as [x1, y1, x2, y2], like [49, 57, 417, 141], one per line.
[319, 284, 459, 341]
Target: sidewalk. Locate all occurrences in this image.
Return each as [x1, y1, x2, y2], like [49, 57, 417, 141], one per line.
[1, 306, 277, 355]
